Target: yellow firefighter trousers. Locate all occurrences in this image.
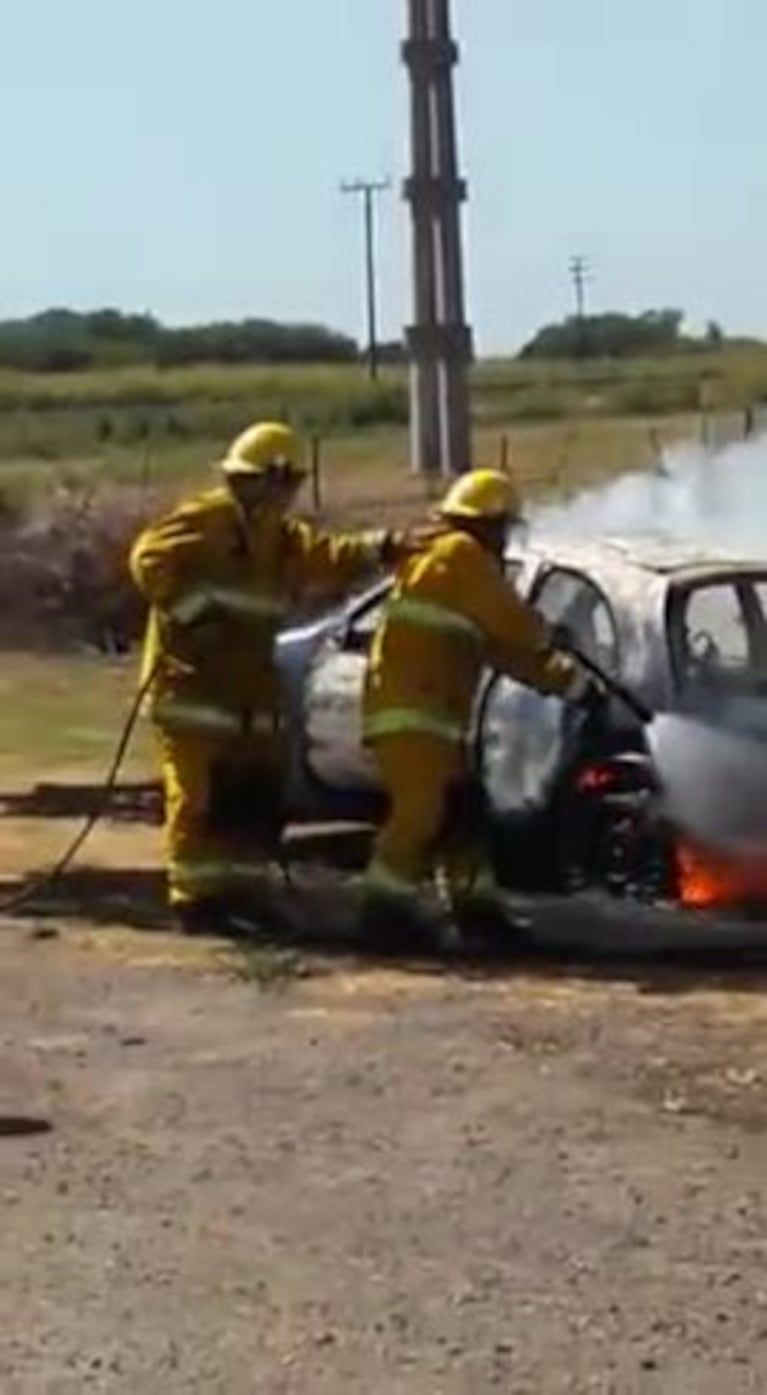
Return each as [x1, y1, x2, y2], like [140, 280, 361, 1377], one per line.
[156, 726, 283, 909]
[367, 732, 495, 900]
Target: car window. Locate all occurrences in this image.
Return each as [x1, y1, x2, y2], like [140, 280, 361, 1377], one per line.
[682, 584, 748, 669]
[670, 575, 767, 701]
[532, 568, 620, 675]
[504, 558, 524, 587]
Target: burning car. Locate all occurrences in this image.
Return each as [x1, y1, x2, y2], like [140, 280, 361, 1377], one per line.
[277, 535, 767, 917]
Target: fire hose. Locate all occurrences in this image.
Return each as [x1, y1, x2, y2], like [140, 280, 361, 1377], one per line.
[0, 663, 292, 918]
[0, 665, 160, 915]
[565, 644, 652, 724]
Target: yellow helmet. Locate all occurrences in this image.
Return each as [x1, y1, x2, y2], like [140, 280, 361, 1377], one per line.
[220, 421, 301, 477]
[438, 469, 523, 522]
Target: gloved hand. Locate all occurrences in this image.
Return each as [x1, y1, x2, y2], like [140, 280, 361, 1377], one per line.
[549, 621, 576, 653]
[170, 590, 216, 627]
[578, 677, 610, 725]
[379, 523, 443, 566]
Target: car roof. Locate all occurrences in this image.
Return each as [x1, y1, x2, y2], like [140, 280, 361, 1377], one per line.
[509, 533, 767, 581]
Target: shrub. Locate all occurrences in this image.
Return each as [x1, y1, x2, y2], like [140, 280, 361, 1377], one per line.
[0, 479, 171, 653]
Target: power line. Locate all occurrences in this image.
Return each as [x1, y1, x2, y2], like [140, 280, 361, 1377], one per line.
[340, 178, 391, 381]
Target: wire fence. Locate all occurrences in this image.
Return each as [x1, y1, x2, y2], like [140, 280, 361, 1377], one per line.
[306, 404, 767, 521]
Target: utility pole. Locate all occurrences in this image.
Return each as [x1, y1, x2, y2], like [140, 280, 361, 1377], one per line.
[569, 254, 592, 357]
[569, 255, 592, 320]
[403, 0, 473, 479]
[341, 178, 391, 381]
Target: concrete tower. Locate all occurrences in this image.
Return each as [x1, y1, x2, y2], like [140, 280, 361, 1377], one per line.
[403, 0, 473, 479]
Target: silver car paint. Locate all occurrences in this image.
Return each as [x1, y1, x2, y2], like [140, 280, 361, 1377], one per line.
[280, 536, 767, 818]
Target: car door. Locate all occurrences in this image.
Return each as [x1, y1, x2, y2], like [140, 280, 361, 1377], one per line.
[302, 557, 527, 803]
[301, 585, 390, 793]
[477, 566, 621, 817]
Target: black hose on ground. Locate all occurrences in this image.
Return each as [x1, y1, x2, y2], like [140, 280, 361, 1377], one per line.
[0, 666, 159, 915]
[0, 663, 295, 918]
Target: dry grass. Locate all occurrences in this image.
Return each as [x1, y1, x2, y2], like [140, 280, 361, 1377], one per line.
[0, 655, 150, 772]
[308, 413, 703, 528]
[0, 655, 159, 925]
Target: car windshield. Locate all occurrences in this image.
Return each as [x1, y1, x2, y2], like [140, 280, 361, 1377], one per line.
[669, 573, 767, 708]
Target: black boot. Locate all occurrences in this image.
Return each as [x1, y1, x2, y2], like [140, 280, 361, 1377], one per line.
[452, 889, 534, 956]
[174, 897, 267, 940]
[357, 890, 443, 958]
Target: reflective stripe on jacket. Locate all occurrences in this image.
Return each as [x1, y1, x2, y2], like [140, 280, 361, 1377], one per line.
[363, 526, 578, 746]
[152, 699, 280, 738]
[131, 485, 388, 730]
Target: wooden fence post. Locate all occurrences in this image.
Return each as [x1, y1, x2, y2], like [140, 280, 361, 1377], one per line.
[139, 443, 153, 503]
[700, 412, 710, 448]
[648, 424, 664, 464]
[310, 435, 323, 513]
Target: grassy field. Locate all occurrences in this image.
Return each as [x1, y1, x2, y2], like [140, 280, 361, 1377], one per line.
[0, 346, 759, 658]
[0, 343, 762, 523]
[0, 654, 160, 928]
[0, 341, 754, 797]
[0, 655, 149, 773]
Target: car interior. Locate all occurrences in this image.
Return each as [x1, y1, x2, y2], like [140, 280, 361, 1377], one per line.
[668, 573, 767, 702]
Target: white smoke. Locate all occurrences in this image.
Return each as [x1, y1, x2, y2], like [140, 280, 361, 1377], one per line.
[532, 433, 767, 555]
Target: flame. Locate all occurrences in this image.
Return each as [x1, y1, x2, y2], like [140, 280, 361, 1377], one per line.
[677, 840, 767, 909]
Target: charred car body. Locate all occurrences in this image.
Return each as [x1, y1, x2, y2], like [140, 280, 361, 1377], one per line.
[277, 536, 767, 915]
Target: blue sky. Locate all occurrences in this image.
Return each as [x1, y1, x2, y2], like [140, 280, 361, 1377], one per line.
[1, 0, 764, 352]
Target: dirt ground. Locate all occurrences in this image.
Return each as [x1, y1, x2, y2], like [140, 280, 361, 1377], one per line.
[4, 897, 767, 1394]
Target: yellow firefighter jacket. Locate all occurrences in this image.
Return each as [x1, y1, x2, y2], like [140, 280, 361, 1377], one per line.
[363, 526, 578, 746]
[131, 485, 387, 739]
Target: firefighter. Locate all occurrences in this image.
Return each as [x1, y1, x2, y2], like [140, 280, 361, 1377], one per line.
[361, 468, 597, 943]
[131, 420, 416, 935]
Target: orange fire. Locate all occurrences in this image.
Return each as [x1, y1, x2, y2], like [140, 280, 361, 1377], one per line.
[677, 840, 767, 909]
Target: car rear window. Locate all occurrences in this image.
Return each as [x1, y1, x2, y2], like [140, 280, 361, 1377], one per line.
[670, 574, 767, 696]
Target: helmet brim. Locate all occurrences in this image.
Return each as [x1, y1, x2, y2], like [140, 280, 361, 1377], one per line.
[439, 505, 516, 522]
[220, 458, 264, 478]
[220, 457, 304, 482]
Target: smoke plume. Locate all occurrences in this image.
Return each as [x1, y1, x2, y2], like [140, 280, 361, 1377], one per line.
[533, 434, 767, 555]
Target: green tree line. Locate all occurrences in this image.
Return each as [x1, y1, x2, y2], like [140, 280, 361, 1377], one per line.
[0, 305, 743, 375]
[520, 309, 728, 360]
[0, 309, 362, 372]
